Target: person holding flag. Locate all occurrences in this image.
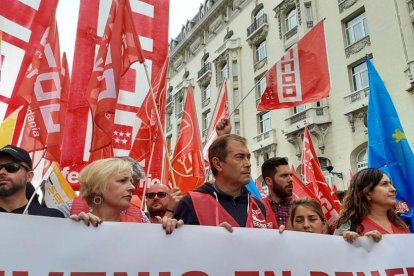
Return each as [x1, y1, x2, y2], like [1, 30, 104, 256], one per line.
[334, 168, 409, 243]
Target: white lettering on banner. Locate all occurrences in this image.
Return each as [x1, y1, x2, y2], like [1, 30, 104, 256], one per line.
[0, 15, 32, 42]
[61, 167, 80, 184]
[138, 174, 161, 188]
[34, 72, 61, 101]
[97, 47, 116, 101]
[39, 103, 60, 133]
[26, 109, 40, 137]
[1, 213, 414, 274]
[130, 1, 155, 18]
[277, 45, 302, 103]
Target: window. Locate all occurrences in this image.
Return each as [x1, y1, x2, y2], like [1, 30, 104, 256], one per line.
[293, 104, 306, 114]
[202, 110, 211, 131]
[166, 114, 172, 129]
[255, 7, 264, 22]
[177, 97, 184, 116]
[352, 61, 369, 91]
[233, 88, 240, 109]
[221, 63, 228, 81]
[346, 12, 368, 45]
[357, 148, 368, 171]
[202, 84, 211, 102]
[286, 8, 298, 31]
[305, 3, 313, 27]
[256, 40, 267, 62]
[232, 60, 238, 81]
[259, 112, 271, 133]
[255, 76, 266, 105]
[235, 122, 241, 135]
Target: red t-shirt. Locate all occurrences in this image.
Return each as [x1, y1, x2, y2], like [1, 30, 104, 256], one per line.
[361, 217, 409, 234]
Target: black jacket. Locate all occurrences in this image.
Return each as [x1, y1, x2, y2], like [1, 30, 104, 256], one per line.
[173, 182, 266, 226]
[0, 183, 64, 218]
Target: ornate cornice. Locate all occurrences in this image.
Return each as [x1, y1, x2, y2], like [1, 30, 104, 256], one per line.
[338, 0, 358, 13]
[345, 36, 371, 58]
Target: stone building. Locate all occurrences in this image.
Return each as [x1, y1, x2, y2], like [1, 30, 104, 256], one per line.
[167, 0, 414, 189]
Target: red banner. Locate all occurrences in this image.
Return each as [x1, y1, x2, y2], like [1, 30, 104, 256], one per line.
[60, 0, 169, 189]
[301, 127, 341, 225]
[257, 21, 329, 111]
[171, 86, 205, 193]
[18, 12, 68, 163]
[0, 0, 59, 142]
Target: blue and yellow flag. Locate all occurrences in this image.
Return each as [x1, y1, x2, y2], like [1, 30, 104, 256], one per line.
[367, 57, 414, 232]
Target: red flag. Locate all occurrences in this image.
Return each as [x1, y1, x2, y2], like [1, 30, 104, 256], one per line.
[202, 80, 229, 163]
[130, 60, 168, 172]
[86, 0, 144, 160]
[257, 21, 329, 110]
[291, 166, 318, 200]
[1, 0, 59, 145]
[17, 12, 68, 163]
[171, 86, 205, 193]
[301, 127, 341, 225]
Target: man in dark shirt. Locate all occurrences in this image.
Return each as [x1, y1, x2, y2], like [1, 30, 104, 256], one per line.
[0, 145, 64, 217]
[261, 157, 293, 227]
[174, 134, 274, 229]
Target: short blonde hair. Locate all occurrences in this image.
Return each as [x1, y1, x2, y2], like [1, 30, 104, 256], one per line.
[80, 158, 132, 205]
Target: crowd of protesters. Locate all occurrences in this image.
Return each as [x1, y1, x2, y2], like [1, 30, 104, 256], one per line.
[0, 119, 410, 241]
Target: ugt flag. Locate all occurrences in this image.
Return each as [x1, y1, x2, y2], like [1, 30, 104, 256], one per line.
[257, 20, 329, 110]
[367, 58, 414, 232]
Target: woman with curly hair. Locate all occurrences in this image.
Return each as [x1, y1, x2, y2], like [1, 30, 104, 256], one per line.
[334, 168, 409, 243]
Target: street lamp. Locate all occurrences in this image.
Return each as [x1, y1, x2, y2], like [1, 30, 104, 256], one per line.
[326, 165, 343, 179]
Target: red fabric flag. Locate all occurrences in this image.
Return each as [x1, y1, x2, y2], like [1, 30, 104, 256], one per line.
[17, 12, 68, 163]
[171, 86, 205, 193]
[291, 166, 318, 200]
[202, 80, 229, 163]
[1, 0, 59, 145]
[86, 0, 145, 160]
[257, 21, 329, 111]
[130, 59, 168, 182]
[301, 127, 341, 225]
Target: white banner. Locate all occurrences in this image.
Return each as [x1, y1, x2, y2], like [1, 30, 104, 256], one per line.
[0, 213, 413, 275]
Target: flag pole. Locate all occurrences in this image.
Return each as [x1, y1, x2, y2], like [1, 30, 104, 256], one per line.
[228, 75, 266, 117]
[142, 62, 177, 188]
[140, 140, 157, 210]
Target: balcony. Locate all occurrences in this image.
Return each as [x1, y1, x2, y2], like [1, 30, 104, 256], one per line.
[343, 87, 369, 115]
[345, 36, 371, 58]
[197, 62, 212, 87]
[251, 129, 277, 152]
[202, 97, 210, 108]
[247, 14, 268, 37]
[338, 0, 359, 13]
[215, 38, 241, 56]
[246, 14, 269, 47]
[284, 25, 298, 41]
[284, 106, 331, 135]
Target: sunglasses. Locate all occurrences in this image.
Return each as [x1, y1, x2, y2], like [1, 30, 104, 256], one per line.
[145, 192, 168, 199]
[0, 162, 30, 173]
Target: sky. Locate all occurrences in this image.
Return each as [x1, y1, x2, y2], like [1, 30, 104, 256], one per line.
[56, 0, 203, 71]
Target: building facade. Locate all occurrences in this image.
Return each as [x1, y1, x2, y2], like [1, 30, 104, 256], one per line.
[167, 0, 414, 189]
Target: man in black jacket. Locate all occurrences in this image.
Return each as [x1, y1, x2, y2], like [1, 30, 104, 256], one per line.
[0, 145, 64, 217]
[174, 134, 274, 229]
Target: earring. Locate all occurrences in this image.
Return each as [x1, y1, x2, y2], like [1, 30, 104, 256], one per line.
[93, 195, 103, 206]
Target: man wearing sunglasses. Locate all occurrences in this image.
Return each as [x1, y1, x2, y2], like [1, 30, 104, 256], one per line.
[0, 145, 64, 217]
[145, 184, 182, 223]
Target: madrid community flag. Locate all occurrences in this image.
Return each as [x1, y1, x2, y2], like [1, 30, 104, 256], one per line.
[202, 80, 229, 163]
[257, 20, 330, 110]
[171, 86, 205, 193]
[301, 127, 341, 225]
[367, 58, 414, 232]
[86, 0, 145, 160]
[130, 59, 168, 180]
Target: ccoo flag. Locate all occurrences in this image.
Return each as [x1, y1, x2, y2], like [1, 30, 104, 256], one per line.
[257, 20, 330, 111]
[367, 58, 414, 232]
